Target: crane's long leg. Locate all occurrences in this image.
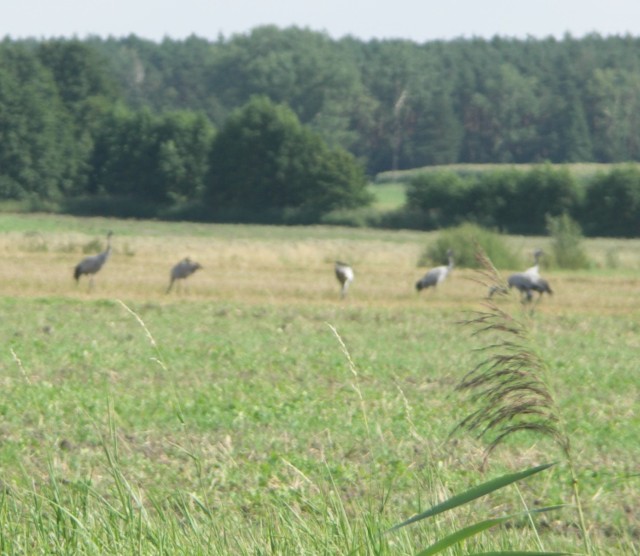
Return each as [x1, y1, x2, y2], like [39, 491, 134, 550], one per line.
[533, 292, 544, 309]
[341, 283, 348, 299]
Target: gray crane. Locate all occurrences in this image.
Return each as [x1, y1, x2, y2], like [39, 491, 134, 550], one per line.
[489, 248, 553, 303]
[334, 261, 354, 299]
[167, 258, 203, 293]
[416, 249, 454, 292]
[73, 231, 113, 290]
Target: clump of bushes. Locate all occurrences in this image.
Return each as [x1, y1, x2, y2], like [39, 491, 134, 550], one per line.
[406, 171, 470, 229]
[418, 223, 521, 269]
[546, 213, 591, 269]
[581, 164, 640, 237]
[406, 164, 579, 235]
[405, 163, 640, 237]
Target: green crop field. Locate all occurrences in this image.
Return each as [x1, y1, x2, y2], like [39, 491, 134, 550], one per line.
[0, 213, 638, 554]
[368, 182, 408, 211]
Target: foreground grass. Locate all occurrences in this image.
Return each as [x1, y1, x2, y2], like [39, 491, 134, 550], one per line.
[0, 214, 638, 553]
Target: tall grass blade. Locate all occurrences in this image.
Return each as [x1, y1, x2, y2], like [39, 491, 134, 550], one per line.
[389, 463, 554, 531]
[416, 511, 570, 556]
[416, 516, 509, 555]
[467, 550, 577, 556]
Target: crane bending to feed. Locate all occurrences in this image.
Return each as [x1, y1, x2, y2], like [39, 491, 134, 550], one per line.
[416, 249, 454, 292]
[335, 261, 354, 299]
[167, 258, 203, 293]
[74, 231, 113, 290]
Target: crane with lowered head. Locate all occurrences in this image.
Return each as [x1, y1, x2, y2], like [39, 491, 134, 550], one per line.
[167, 258, 203, 293]
[416, 249, 454, 292]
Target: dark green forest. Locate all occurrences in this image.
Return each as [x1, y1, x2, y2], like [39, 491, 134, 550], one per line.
[2, 27, 640, 234]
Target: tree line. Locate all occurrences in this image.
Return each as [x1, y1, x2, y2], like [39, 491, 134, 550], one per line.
[1, 29, 640, 231]
[0, 40, 370, 222]
[85, 29, 640, 171]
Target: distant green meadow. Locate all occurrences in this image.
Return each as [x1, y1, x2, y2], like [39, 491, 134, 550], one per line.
[0, 213, 638, 554]
[368, 182, 408, 211]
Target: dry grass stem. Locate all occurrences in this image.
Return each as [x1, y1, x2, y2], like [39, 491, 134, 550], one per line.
[455, 249, 568, 467]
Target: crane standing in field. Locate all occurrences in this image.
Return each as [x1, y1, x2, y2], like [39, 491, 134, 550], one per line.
[167, 258, 203, 293]
[73, 231, 113, 290]
[335, 261, 354, 299]
[489, 248, 553, 303]
[416, 249, 454, 292]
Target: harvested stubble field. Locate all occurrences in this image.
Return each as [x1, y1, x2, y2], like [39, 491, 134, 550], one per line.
[0, 213, 638, 554]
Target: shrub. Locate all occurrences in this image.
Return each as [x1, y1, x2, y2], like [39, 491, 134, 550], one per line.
[418, 223, 520, 269]
[546, 213, 591, 269]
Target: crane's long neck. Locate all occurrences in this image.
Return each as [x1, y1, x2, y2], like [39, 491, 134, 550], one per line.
[530, 253, 541, 274]
[103, 235, 112, 259]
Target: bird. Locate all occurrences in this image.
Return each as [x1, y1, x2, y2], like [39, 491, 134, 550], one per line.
[516, 248, 552, 302]
[334, 261, 354, 299]
[167, 257, 203, 293]
[416, 249, 454, 292]
[489, 249, 553, 303]
[73, 231, 113, 290]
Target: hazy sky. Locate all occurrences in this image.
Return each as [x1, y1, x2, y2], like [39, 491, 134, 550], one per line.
[3, 0, 640, 43]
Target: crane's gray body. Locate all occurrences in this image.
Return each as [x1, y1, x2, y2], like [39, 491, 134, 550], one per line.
[335, 261, 354, 299]
[167, 258, 203, 293]
[507, 272, 553, 302]
[416, 250, 453, 292]
[74, 232, 112, 289]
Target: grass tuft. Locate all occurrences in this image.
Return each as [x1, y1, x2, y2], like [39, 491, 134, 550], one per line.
[455, 248, 593, 554]
[456, 261, 566, 466]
